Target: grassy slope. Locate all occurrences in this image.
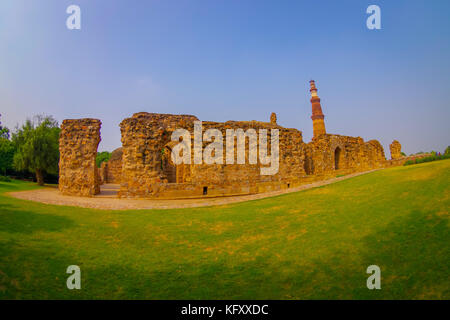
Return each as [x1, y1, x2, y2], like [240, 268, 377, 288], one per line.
[0, 160, 449, 299]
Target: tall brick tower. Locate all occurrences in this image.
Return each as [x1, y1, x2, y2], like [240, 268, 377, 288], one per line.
[309, 80, 326, 138]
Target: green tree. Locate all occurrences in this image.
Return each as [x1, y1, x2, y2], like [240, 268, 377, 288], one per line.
[445, 146, 450, 156]
[0, 115, 14, 176]
[0, 114, 10, 139]
[96, 151, 111, 168]
[0, 138, 14, 176]
[12, 115, 60, 185]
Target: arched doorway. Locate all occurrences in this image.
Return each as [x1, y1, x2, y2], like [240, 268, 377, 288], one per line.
[161, 146, 177, 183]
[334, 147, 341, 170]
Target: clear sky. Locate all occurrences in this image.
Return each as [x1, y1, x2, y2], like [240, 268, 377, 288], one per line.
[1, 0, 449, 155]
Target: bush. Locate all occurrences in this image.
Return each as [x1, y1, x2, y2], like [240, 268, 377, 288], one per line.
[0, 175, 11, 182]
[96, 151, 111, 168]
[404, 154, 450, 166]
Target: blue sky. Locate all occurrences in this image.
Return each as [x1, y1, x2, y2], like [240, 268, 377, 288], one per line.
[1, 0, 449, 154]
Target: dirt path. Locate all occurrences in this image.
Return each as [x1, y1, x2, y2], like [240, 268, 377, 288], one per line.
[7, 170, 377, 210]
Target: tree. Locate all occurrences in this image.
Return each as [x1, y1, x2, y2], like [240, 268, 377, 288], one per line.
[445, 146, 450, 156]
[96, 151, 111, 168]
[12, 115, 60, 185]
[0, 114, 10, 139]
[0, 138, 14, 176]
[0, 115, 14, 176]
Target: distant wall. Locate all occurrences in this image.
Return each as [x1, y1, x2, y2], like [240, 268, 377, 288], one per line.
[307, 134, 386, 176]
[99, 148, 122, 184]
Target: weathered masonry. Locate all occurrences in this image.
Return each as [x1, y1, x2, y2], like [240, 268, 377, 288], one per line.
[58, 81, 407, 199]
[59, 119, 101, 196]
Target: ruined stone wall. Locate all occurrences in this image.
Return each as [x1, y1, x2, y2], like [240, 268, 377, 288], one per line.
[99, 162, 107, 184]
[100, 147, 123, 184]
[385, 153, 431, 167]
[119, 113, 199, 198]
[118, 112, 308, 198]
[187, 121, 307, 195]
[307, 134, 386, 176]
[390, 140, 402, 160]
[58, 113, 402, 199]
[59, 119, 101, 196]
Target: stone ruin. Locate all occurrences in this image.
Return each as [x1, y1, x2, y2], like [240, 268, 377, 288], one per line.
[58, 81, 408, 199]
[116, 112, 307, 198]
[99, 147, 122, 184]
[270, 112, 277, 125]
[59, 119, 101, 196]
[390, 140, 402, 160]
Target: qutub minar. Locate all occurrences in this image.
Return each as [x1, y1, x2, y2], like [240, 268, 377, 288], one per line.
[309, 80, 326, 138]
[58, 81, 413, 199]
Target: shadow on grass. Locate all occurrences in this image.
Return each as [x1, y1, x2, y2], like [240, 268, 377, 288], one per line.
[356, 209, 450, 299]
[0, 181, 37, 193]
[0, 204, 75, 234]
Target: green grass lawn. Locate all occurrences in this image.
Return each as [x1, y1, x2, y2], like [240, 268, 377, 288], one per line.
[0, 160, 449, 299]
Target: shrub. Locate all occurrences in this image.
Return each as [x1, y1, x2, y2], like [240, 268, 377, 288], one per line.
[96, 151, 111, 168]
[404, 154, 450, 166]
[0, 175, 11, 182]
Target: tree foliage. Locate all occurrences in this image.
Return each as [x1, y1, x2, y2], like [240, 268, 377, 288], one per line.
[96, 151, 111, 168]
[0, 115, 14, 176]
[0, 114, 10, 139]
[12, 115, 60, 185]
[0, 138, 15, 176]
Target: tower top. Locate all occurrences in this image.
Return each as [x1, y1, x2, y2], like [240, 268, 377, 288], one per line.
[309, 80, 326, 138]
[309, 80, 318, 97]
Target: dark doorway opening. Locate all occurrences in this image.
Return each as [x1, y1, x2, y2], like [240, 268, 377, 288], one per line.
[162, 147, 176, 183]
[203, 186, 208, 195]
[335, 147, 341, 170]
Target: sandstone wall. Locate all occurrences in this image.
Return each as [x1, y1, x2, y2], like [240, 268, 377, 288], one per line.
[58, 113, 404, 199]
[118, 112, 308, 198]
[99, 162, 107, 184]
[307, 134, 386, 176]
[59, 119, 101, 196]
[390, 140, 402, 160]
[385, 153, 431, 167]
[119, 113, 199, 198]
[100, 147, 123, 184]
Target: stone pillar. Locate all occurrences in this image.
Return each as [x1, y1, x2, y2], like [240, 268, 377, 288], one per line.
[270, 112, 277, 125]
[59, 119, 101, 196]
[390, 140, 402, 160]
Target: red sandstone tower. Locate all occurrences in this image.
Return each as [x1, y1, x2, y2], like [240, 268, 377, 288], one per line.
[309, 80, 326, 138]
